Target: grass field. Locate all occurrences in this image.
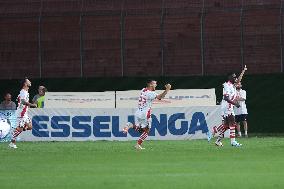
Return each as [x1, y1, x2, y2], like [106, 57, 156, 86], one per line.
[1, 137, 284, 189]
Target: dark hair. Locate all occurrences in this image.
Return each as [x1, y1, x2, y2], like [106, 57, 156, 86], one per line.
[42, 86, 47, 92]
[20, 77, 28, 87]
[227, 72, 236, 80]
[3, 92, 11, 97]
[146, 79, 155, 85]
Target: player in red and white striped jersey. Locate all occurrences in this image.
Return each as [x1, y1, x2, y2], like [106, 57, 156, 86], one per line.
[211, 73, 242, 147]
[123, 79, 171, 150]
[210, 66, 247, 146]
[9, 78, 37, 149]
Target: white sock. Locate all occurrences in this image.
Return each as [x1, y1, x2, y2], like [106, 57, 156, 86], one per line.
[238, 132, 242, 136]
[245, 131, 248, 135]
[231, 138, 235, 143]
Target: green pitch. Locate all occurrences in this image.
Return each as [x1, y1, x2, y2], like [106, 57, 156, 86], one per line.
[1, 137, 284, 189]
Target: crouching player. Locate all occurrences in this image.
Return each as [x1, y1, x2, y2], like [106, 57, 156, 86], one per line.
[123, 80, 171, 150]
[9, 78, 37, 149]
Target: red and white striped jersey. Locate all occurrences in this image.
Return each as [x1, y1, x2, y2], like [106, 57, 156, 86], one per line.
[137, 88, 157, 112]
[16, 89, 29, 118]
[221, 81, 237, 115]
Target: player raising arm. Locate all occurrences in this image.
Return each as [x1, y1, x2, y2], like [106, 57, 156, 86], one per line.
[210, 66, 247, 141]
[214, 73, 242, 147]
[123, 80, 171, 150]
[236, 65, 247, 83]
[9, 78, 37, 149]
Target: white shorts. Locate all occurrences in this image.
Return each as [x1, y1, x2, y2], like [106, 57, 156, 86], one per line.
[0, 119, 11, 139]
[17, 115, 31, 128]
[135, 109, 152, 129]
[223, 111, 235, 118]
[221, 107, 235, 118]
[221, 101, 235, 117]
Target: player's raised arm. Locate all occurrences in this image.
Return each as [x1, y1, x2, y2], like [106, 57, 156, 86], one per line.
[236, 65, 247, 83]
[157, 84, 171, 100]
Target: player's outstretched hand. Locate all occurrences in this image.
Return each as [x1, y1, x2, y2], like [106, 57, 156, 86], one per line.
[165, 84, 171, 91]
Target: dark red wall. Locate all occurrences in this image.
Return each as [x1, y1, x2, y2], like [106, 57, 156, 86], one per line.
[0, 0, 283, 79]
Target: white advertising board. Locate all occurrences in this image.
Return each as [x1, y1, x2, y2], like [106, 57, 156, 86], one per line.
[20, 106, 222, 141]
[45, 92, 115, 108]
[116, 89, 216, 108]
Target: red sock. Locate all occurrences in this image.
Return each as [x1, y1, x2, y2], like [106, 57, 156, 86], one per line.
[230, 125, 236, 138]
[137, 131, 148, 145]
[12, 129, 22, 141]
[217, 124, 227, 134]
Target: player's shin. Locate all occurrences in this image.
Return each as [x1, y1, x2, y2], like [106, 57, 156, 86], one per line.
[216, 124, 227, 134]
[230, 124, 236, 143]
[244, 121, 248, 136]
[137, 128, 149, 145]
[11, 128, 22, 143]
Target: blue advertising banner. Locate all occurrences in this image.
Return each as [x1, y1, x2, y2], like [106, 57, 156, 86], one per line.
[19, 106, 222, 141]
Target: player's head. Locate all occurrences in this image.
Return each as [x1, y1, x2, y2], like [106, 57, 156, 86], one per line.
[3, 92, 12, 102]
[38, 86, 47, 96]
[235, 82, 242, 90]
[146, 79, 157, 91]
[21, 78, 32, 88]
[227, 72, 237, 84]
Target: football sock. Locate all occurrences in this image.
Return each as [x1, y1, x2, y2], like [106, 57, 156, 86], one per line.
[230, 125, 236, 143]
[137, 131, 148, 145]
[217, 124, 226, 134]
[12, 129, 22, 142]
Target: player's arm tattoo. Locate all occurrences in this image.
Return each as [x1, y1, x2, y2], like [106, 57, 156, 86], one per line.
[157, 90, 168, 100]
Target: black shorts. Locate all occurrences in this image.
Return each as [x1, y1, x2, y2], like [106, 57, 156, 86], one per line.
[235, 114, 248, 123]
